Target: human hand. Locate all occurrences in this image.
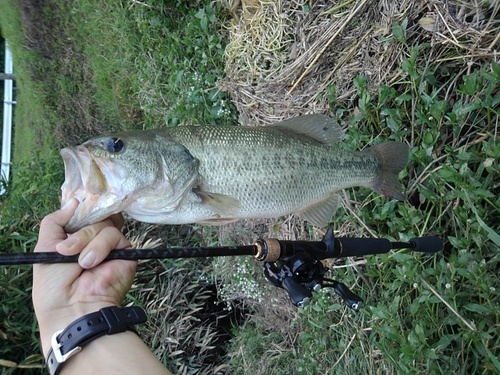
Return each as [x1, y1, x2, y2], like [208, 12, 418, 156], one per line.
[32, 199, 137, 356]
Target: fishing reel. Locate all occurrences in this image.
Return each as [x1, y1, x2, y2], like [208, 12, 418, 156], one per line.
[263, 252, 363, 309]
[255, 228, 443, 308]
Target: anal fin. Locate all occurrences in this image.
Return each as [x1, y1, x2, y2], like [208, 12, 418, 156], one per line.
[297, 192, 341, 227]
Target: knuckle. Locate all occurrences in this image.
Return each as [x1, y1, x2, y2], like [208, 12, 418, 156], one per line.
[100, 225, 123, 242]
[39, 215, 53, 228]
[79, 225, 101, 240]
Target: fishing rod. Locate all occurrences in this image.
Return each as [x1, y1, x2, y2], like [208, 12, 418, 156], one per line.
[0, 229, 442, 307]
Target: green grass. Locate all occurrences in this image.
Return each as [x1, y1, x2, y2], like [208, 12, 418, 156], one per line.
[0, 1, 499, 374]
[0, 0, 57, 162]
[0, 151, 62, 373]
[131, 2, 238, 127]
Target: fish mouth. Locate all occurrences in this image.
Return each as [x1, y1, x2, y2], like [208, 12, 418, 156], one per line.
[60, 146, 123, 232]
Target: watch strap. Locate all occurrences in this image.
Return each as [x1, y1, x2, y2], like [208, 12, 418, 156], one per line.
[46, 306, 147, 375]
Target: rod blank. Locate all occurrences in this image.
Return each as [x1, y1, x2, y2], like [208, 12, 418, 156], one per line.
[0, 235, 442, 266]
[0, 245, 257, 266]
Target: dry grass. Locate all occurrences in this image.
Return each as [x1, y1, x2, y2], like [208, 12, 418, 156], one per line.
[221, 0, 498, 125]
[124, 222, 247, 375]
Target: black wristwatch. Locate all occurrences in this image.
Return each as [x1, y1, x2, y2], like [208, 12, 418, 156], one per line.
[46, 306, 147, 375]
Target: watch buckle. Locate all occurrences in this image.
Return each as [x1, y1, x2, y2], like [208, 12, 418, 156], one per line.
[50, 329, 82, 363]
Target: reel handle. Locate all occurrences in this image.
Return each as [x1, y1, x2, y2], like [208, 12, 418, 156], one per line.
[281, 277, 312, 308]
[330, 281, 363, 310]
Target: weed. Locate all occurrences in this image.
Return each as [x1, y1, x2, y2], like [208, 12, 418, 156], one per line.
[130, 0, 238, 128]
[226, 321, 297, 375]
[331, 54, 499, 374]
[0, 151, 62, 373]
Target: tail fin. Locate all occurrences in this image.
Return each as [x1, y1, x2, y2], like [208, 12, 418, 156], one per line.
[364, 142, 409, 200]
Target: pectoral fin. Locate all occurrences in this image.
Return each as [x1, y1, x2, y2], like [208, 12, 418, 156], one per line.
[194, 189, 241, 216]
[198, 217, 239, 225]
[298, 192, 340, 227]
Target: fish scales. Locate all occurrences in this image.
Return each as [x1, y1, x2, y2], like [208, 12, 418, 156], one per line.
[60, 114, 409, 232]
[166, 126, 376, 216]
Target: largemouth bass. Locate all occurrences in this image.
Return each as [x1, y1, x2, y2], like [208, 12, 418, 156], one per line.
[61, 115, 409, 232]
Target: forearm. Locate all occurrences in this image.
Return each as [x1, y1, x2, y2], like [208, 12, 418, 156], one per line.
[37, 305, 171, 375]
[58, 331, 171, 375]
[32, 205, 170, 374]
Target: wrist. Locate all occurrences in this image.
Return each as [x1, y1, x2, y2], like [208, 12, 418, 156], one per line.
[37, 302, 118, 356]
[44, 306, 147, 375]
[57, 331, 171, 375]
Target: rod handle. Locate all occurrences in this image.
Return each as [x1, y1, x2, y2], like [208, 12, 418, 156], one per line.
[408, 236, 443, 253]
[335, 238, 393, 258]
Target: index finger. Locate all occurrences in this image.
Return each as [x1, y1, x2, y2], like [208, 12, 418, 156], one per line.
[35, 199, 79, 253]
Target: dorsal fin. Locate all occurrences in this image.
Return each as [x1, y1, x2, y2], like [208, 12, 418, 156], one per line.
[272, 114, 344, 144]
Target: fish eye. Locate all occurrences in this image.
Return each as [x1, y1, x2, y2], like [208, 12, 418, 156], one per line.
[106, 137, 125, 153]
